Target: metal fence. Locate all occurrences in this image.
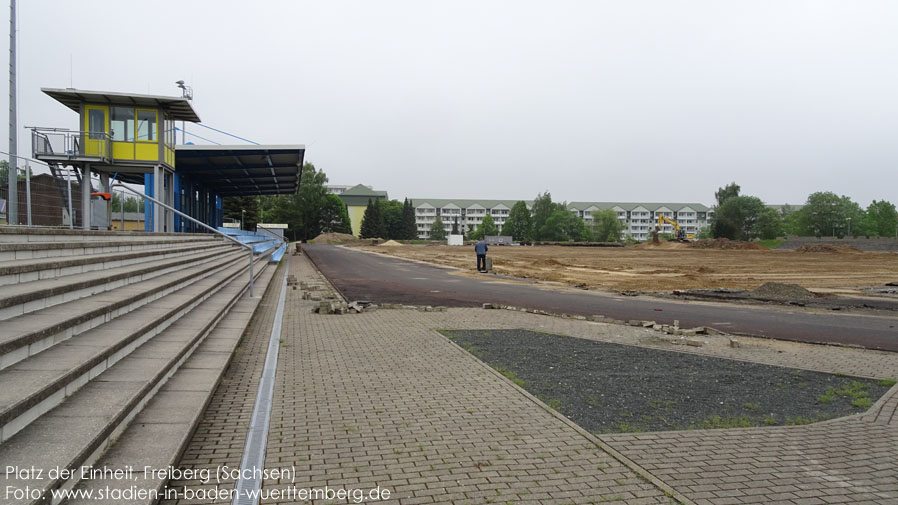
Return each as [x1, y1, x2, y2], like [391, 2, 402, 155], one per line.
[1, 164, 144, 230]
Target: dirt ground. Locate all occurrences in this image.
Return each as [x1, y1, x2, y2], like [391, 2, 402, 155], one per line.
[358, 242, 898, 293]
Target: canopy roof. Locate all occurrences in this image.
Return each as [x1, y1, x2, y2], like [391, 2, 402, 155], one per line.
[42, 88, 202, 122]
[175, 145, 305, 196]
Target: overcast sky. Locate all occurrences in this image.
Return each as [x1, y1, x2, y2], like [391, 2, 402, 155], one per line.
[4, 1, 897, 206]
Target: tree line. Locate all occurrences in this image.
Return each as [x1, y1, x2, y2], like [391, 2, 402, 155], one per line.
[219, 164, 896, 244]
[710, 182, 898, 240]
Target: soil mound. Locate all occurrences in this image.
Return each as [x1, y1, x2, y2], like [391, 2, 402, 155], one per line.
[795, 244, 863, 254]
[310, 232, 363, 244]
[379, 240, 403, 246]
[690, 238, 765, 250]
[750, 282, 816, 300]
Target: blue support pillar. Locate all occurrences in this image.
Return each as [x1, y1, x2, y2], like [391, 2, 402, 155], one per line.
[143, 174, 154, 232]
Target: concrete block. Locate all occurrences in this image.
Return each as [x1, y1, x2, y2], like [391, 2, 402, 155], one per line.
[729, 338, 741, 348]
[685, 338, 704, 347]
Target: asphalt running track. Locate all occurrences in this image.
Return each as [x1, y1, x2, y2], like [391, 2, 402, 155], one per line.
[304, 244, 898, 352]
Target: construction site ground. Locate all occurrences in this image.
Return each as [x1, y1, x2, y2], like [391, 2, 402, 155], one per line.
[357, 242, 898, 295]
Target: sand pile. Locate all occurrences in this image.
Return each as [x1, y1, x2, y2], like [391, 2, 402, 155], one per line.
[750, 282, 817, 300]
[310, 233, 364, 244]
[795, 244, 863, 253]
[690, 238, 765, 250]
[379, 240, 403, 246]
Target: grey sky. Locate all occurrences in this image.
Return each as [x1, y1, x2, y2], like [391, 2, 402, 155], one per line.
[5, 1, 897, 206]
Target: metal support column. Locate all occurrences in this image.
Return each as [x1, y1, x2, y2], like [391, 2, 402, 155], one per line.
[100, 172, 109, 229]
[81, 163, 91, 230]
[153, 165, 163, 232]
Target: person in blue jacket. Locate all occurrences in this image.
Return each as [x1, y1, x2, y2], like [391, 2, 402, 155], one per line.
[474, 239, 488, 272]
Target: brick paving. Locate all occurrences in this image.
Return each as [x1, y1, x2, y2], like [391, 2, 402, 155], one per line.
[160, 262, 286, 504]
[166, 251, 898, 505]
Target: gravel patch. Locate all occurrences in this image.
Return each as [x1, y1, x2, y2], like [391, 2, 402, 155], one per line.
[749, 282, 818, 300]
[442, 329, 893, 434]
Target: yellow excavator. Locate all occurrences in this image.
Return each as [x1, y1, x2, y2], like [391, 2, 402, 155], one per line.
[652, 215, 695, 244]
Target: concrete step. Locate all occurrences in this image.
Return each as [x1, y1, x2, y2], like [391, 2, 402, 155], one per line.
[0, 248, 247, 370]
[0, 236, 223, 262]
[63, 264, 281, 505]
[0, 240, 230, 287]
[0, 227, 218, 243]
[0, 243, 236, 320]
[0, 251, 270, 442]
[0, 258, 272, 505]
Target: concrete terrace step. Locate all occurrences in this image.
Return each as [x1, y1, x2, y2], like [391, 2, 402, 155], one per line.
[64, 264, 281, 505]
[0, 259, 272, 505]
[0, 249, 273, 446]
[0, 236, 223, 262]
[0, 248, 248, 370]
[0, 240, 229, 287]
[0, 227, 217, 243]
[0, 244, 236, 319]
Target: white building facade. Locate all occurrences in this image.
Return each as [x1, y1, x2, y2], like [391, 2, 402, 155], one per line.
[567, 202, 713, 241]
[411, 199, 712, 240]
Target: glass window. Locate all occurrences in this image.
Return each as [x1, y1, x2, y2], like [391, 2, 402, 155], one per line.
[88, 109, 106, 139]
[136, 110, 157, 141]
[110, 107, 134, 141]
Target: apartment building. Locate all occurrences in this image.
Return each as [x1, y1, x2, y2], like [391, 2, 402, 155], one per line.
[410, 199, 527, 238]
[567, 202, 713, 241]
[410, 199, 712, 240]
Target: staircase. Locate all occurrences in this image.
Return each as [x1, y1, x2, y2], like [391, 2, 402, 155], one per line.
[0, 226, 284, 505]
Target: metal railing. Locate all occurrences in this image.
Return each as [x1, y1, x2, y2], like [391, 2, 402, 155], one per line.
[29, 127, 112, 160]
[113, 183, 256, 297]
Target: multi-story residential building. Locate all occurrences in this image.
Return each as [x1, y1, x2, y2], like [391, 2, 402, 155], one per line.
[409, 199, 527, 238]
[410, 199, 713, 240]
[567, 202, 713, 241]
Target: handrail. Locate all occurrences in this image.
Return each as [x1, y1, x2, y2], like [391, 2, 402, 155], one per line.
[112, 183, 255, 297]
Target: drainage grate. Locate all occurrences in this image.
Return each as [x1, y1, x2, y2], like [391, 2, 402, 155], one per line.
[232, 264, 289, 505]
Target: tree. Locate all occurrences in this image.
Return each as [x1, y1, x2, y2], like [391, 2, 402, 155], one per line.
[591, 209, 623, 242]
[295, 162, 330, 240]
[401, 198, 417, 239]
[503, 201, 533, 242]
[451, 216, 459, 235]
[710, 195, 766, 241]
[429, 217, 447, 241]
[715, 182, 741, 206]
[380, 200, 404, 239]
[468, 214, 498, 240]
[0, 160, 26, 182]
[319, 194, 352, 234]
[539, 209, 590, 242]
[752, 206, 784, 240]
[792, 191, 857, 238]
[866, 200, 898, 237]
[531, 192, 566, 241]
[359, 199, 387, 239]
[223, 196, 259, 231]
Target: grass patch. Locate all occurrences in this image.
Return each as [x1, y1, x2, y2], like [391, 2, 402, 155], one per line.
[695, 415, 755, 429]
[879, 378, 897, 387]
[494, 366, 527, 388]
[757, 239, 785, 249]
[852, 397, 873, 409]
[537, 394, 563, 410]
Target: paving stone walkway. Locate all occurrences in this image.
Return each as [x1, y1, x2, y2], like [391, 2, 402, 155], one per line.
[165, 252, 898, 505]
